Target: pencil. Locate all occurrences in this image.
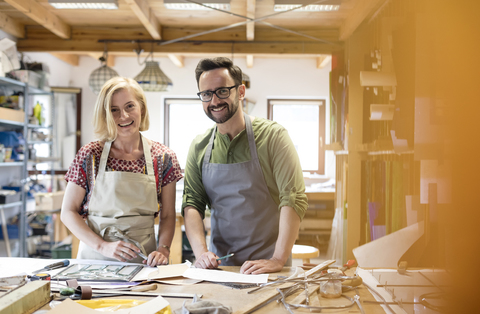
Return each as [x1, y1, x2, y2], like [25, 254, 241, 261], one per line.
[216, 253, 234, 261]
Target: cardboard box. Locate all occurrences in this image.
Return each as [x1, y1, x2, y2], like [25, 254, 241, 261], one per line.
[35, 191, 65, 211]
[11, 70, 41, 88]
[0, 107, 24, 123]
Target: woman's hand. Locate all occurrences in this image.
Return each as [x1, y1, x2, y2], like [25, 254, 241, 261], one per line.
[143, 249, 169, 266]
[98, 240, 140, 262]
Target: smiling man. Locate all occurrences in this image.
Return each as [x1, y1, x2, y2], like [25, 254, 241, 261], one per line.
[182, 57, 308, 274]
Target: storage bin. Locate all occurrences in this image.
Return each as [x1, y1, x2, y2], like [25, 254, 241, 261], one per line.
[51, 244, 71, 258]
[0, 224, 19, 240]
[0, 190, 21, 204]
[10, 70, 41, 88]
[0, 107, 25, 123]
[35, 191, 65, 211]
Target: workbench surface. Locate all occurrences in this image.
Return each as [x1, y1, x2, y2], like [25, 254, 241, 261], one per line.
[0, 258, 387, 313]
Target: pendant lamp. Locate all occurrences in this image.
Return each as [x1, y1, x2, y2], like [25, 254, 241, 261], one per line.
[88, 56, 119, 94]
[134, 61, 173, 92]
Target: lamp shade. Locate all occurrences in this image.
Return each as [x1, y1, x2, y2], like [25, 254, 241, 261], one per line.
[88, 65, 119, 94]
[135, 61, 173, 92]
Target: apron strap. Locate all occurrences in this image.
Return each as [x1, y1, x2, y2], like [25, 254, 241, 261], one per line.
[98, 141, 112, 177]
[203, 126, 217, 167]
[244, 113, 258, 160]
[141, 134, 155, 177]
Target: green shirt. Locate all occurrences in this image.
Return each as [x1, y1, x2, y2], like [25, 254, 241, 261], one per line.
[182, 117, 308, 220]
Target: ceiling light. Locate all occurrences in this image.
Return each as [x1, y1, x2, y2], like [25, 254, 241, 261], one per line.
[89, 57, 119, 94]
[164, 0, 230, 10]
[164, 3, 230, 10]
[274, 4, 339, 11]
[273, 0, 340, 12]
[135, 61, 173, 92]
[48, 0, 118, 9]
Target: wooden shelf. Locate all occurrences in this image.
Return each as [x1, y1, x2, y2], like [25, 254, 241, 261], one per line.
[306, 191, 335, 202]
[0, 162, 23, 167]
[325, 142, 344, 151]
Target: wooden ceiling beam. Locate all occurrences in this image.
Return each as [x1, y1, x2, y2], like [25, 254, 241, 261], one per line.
[4, 0, 70, 39]
[0, 12, 25, 38]
[168, 54, 184, 67]
[50, 53, 79, 66]
[124, 0, 162, 40]
[246, 0, 256, 41]
[316, 55, 331, 69]
[17, 26, 342, 55]
[18, 40, 340, 55]
[339, 0, 387, 41]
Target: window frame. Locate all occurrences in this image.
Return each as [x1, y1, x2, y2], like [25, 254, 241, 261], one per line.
[267, 98, 326, 174]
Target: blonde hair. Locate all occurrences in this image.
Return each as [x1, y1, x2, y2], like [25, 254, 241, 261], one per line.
[93, 77, 150, 142]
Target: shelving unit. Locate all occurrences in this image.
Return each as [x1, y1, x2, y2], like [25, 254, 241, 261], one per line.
[330, 0, 447, 267]
[0, 76, 54, 257]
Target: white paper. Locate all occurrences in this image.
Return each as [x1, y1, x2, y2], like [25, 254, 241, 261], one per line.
[357, 268, 406, 314]
[353, 222, 424, 268]
[154, 277, 202, 285]
[182, 267, 268, 284]
[132, 261, 192, 282]
[0, 38, 20, 72]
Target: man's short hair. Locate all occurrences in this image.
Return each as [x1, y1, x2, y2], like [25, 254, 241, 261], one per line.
[195, 57, 243, 87]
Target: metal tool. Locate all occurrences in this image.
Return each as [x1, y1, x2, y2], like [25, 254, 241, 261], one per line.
[138, 252, 148, 260]
[32, 259, 69, 274]
[212, 281, 258, 289]
[354, 288, 366, 314]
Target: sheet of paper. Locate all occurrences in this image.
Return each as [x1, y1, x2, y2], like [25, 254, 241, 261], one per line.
[154, 277, 202, 285]
[183, 268, 268, 284]
[132, 261, 192, 282]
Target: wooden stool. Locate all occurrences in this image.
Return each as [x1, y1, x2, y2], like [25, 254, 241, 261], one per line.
[292, 244, 319, 264]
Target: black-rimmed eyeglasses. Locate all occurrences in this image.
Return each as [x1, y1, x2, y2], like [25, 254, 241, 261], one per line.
[197, 85, 238, 102]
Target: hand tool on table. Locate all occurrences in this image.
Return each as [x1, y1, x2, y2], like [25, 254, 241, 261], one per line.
[354, 288, 366, 314]
[32, 259, 70, 274]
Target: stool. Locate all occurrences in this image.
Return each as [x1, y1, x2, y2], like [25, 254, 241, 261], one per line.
[292, 244, 319, 264]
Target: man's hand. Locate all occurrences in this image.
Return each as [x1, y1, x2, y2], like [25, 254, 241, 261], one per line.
[144, 251, 169, 267]
[240, 257, 284, 274]
[98, 241, 140, 262]
[194, 251, 221, 269]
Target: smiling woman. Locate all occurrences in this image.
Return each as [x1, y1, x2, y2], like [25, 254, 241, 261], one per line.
[60, 77, 183, 267]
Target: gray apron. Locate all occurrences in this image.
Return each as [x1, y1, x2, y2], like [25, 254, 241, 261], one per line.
[77, 135, 158, 263]
[202, 113, 291, 266]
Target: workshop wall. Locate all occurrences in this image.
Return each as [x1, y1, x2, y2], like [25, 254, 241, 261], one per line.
[23, 53, 334, 178]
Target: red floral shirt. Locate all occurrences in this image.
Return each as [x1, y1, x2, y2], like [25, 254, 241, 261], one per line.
[65, 141, 182, 217]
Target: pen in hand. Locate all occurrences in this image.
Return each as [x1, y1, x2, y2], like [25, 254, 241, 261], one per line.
[216, 253, 234, 261]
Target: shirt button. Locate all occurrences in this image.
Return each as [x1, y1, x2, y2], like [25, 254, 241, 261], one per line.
[228, 151, 232, 156]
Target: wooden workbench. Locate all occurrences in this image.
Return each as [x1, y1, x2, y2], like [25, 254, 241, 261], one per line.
[37, 266, 386, 313]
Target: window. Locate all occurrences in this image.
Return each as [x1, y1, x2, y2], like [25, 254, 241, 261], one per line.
[164, 98, 214, 170]
[268, 99, 326, 174]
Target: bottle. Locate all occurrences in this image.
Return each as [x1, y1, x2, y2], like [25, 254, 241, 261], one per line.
[33, 101, 42, 125]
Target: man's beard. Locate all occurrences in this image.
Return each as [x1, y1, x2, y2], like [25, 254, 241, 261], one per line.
[205, 98, 239, 124]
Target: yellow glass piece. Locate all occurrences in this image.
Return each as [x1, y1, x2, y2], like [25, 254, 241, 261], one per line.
[75, 299, 172, 313]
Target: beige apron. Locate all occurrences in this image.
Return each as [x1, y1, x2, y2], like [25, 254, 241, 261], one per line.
[77, 135, 158, 263]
